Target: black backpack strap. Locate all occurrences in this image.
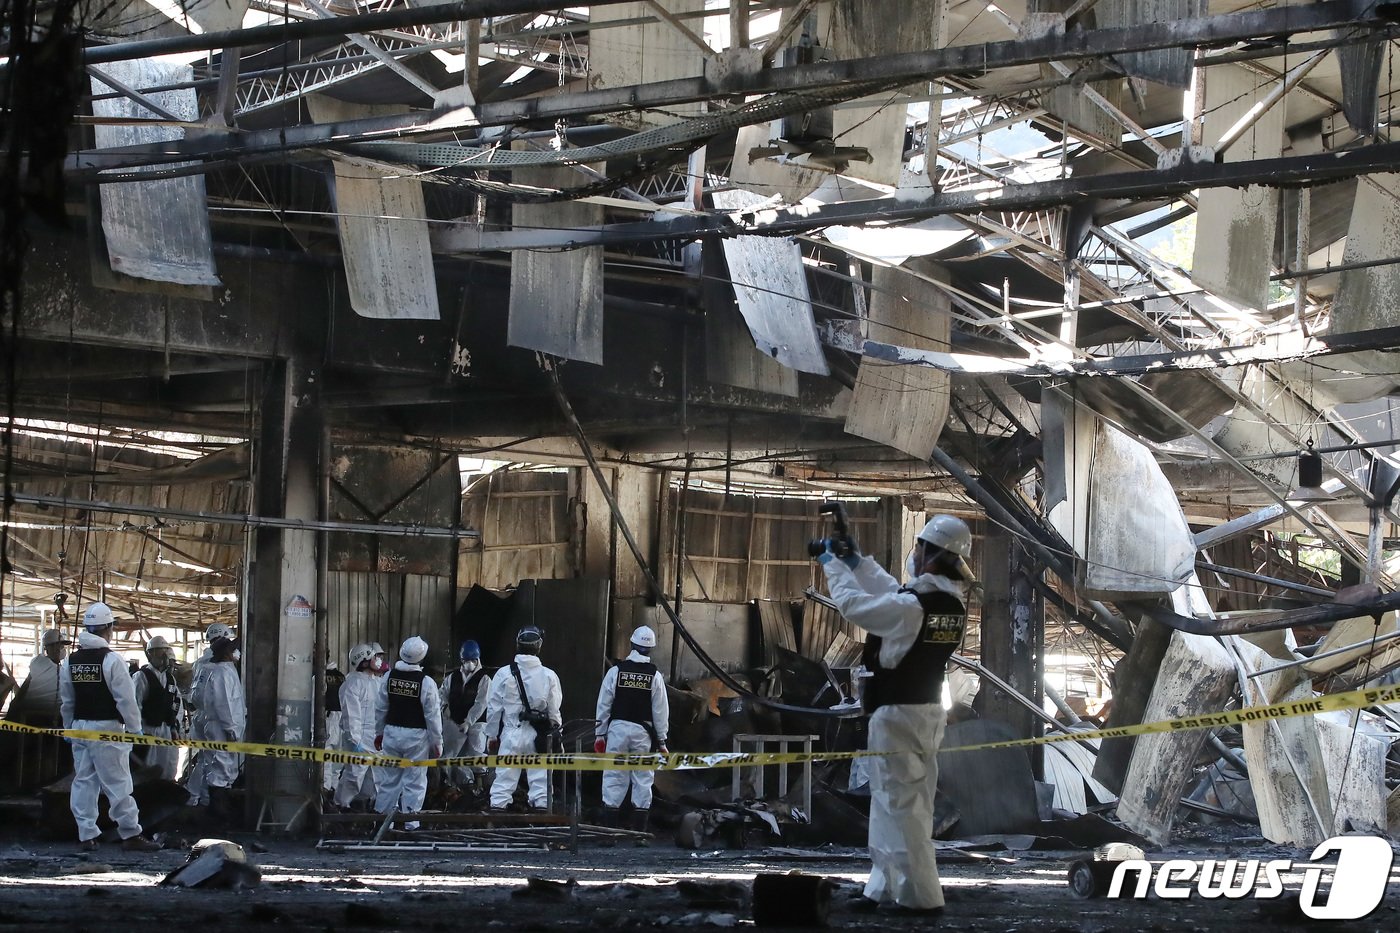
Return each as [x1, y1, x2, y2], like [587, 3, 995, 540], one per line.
[510, 661, 538, 718]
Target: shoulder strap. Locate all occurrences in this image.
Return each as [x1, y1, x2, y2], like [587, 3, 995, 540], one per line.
[510, 661, 537, 715]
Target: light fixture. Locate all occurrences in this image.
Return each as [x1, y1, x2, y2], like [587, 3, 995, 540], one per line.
[1287, 439, 1335, 503]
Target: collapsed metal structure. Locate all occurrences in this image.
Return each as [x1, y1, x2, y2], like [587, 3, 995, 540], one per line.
[3, 0, 1400, 841]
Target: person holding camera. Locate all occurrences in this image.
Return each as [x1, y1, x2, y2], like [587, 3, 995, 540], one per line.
[815, 512, 974, 918]
[485, 626, 562, 812]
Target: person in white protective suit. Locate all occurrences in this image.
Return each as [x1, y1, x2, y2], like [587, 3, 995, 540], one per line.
[593, 625, 669, 831]
[322, 662, 346, 794]
[59, 602, 160, 852]
[485, 626, 562, 812]
[334, 641, 387, 809]
[183, 621, 234, 805]
[9, 628, 69, 724]
[440, 639, 490, 793]
[373, 636, 443, 830]
[198, 633, 246, 818]
[817, 513, 973, 918]
[131, 635, 183, 781]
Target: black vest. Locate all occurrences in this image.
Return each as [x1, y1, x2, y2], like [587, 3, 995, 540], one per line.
[69, 647, 120, 721]
[446, 668, 488, 724]
[139, 666, 180, 728]
[610, 659, 657, 727]
[385, 669, 427, 729]
[325, 678, 342, 713]
[861, 586, 967, 714]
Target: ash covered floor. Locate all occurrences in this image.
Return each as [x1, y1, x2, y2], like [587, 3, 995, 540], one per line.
[0, 824, 1397, 932]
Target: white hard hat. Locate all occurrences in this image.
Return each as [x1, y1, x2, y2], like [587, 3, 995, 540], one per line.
[40, 629, 70, 647]
[146, 635, 171, 652]
[631, 625, 657, 649]
[399, 635, 429, 664]
[82, 602, 115, 630]
[205, 622, 234, 642]
[348, 643, 375, 667]
[917, 515, 973, 558]
[368, 642, 385, 656]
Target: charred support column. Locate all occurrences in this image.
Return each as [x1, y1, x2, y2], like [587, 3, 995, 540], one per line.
[246, 357, 321, 826]
[973, 525, 1043, 749]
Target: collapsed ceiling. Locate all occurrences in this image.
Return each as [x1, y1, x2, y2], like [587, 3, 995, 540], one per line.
[4, 0, 1400, 622]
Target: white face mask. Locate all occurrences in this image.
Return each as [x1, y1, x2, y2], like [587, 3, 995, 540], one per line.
[231, 648, 242, 662]
[462, 659, 480, 672]
[905, 551, 919, 580]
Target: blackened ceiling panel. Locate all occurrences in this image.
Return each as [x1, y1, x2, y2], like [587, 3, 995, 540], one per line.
[307, 96, 441, 321]
[508, 161, 605, 364]
[90, 59, 221, 287]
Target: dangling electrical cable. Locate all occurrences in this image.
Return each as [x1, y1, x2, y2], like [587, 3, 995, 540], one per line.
[543, 356, 857, 719]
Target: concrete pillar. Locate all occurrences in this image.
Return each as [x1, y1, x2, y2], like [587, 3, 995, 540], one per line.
[246, 358, 321, 826]
[973, 525, 1043, 746]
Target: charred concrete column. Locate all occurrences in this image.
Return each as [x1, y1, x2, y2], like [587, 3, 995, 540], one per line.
[246, 357, 321, 824]
[973, 524, 1043, 746]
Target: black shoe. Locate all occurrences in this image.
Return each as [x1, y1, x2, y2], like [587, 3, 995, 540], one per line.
[878, 903, 943, 919]
[77, 838, 100, 853]
[121, 834, 161, 852]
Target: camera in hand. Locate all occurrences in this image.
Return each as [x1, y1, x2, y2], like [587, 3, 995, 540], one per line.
[807, 501, 856, 557]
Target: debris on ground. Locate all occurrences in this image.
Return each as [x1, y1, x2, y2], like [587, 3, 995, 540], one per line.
[160, 838, 261, 889]
[511, 876, 580, 901]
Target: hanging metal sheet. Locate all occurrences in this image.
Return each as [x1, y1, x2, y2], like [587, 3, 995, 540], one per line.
[844, 262, 950, 458]
[1045, 384, 1196, 599]
[87, 0, 248, 38]
[1337, 36, 1384, 136]
[712, 189, 829, 375]
[89, 59, 220, 287]
[507, 162, 605, 364]
[1191, 64, 1283, 313]
[1332, 174, 1400, 332]
[702, 240, 800, 396]
[587, 0, 709, 129]
[1094, 0, 1202, 88]
[306, 96, 440, 321]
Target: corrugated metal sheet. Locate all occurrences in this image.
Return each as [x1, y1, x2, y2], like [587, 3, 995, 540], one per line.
[458, 471, 571, 589]
[507, 161, 605, 363]
[1331, 174, 1400, 332]
[1045, 386, 1196, 599]
[712, 190, 829, 375]
[89, 0, 247, 37]
[799, 597, 859, 663]
[754, 599, 798, 667]
[306, 96, 441, 321]
[1338, 37, 1385, 136]
[1191, 64, 1283, 312]
[90, 59, 220, 287]
[1094, 0, 1202, 88]
[326, 572, 453, 675]
[702, 241, 800, 396]
[845, 262, 951, 458]
[586, 0, 709, 130]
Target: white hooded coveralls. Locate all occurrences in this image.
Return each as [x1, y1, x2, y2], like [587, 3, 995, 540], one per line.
[374, 660, 443, 828]
[59, 630, 145, 843]
[822, 555, 968, 912]
[132, 664, 182, 781]
[486, 654, 562, 809]
[595, 650, 669, 809]
[198, 659, 246, 789]
[440, 663, 490, 788]
[182, 647, 214, 803]
[334, 668, 382, 807]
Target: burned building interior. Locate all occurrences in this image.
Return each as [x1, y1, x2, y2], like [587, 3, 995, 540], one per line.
[2, 0, 1400, 928]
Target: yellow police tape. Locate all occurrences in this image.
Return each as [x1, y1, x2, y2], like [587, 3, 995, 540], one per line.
[3, 682, 1396, 770]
